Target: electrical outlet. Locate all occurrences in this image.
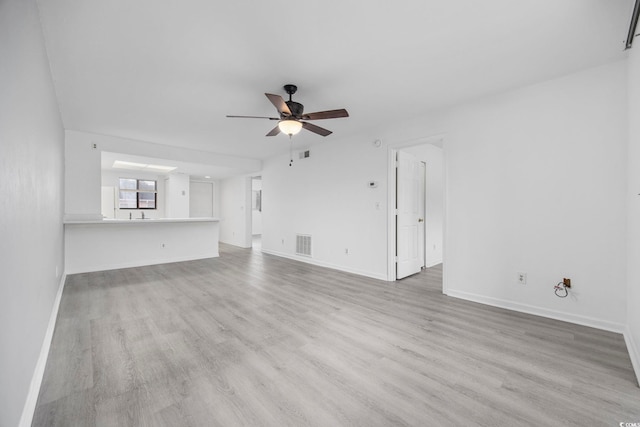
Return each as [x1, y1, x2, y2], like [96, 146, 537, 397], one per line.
[517, 272, 527, 284]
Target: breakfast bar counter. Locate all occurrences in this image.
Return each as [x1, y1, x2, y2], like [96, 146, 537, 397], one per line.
[64, 218, 220, 274]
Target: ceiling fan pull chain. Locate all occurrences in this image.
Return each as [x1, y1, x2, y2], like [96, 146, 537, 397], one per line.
[289, 139, 293, 166]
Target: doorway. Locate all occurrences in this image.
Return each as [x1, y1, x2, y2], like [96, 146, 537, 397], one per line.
[388, 136, 446, 286]
[251, 176, 262, 250]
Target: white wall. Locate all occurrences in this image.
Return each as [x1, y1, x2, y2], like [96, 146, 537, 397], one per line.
[165, 173, 190, 218]
[402, 144, 444, 267]
[101, 170, 166, 219]
[0, 0, 65, 425]
[219, 175, 252, 247]
[441, 60, 628, 331]
[627, 46, 640, 384]
[262, 144, 388, 280]
[263, 60, 629, 330]
[65, 133, 102, 220]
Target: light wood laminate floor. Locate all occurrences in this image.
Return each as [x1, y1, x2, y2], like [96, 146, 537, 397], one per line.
[33, 244, 640, 426]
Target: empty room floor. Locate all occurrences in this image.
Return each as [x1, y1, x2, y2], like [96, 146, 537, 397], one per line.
[33, 244, 640, 426]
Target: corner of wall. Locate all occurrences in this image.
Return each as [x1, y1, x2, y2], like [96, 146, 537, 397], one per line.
[18, 273, 67, 427]
[624, 326, 640, 387]
[627, 44, 640, 387]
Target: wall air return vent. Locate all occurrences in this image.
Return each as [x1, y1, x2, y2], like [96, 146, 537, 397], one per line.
[295, 234, 312, 257]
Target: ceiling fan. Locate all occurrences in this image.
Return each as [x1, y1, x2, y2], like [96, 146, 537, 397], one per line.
[226, 84, 349, 138]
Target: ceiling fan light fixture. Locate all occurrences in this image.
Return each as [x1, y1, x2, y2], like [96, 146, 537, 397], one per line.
[278, 119, 302, 136]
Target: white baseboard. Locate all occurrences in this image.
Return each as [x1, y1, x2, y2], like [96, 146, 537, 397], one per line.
[66, 252, 220, 274]
[624, 327, 640, 387]
[445, 289, 626, 334]
[261, 249, 388, 281]
[219, 240, 251, 249]
[425, 258, 443, 268]
[19, 273, 67, 427]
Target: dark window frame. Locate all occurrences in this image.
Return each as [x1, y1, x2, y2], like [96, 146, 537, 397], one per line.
[119, 178, 157, 210]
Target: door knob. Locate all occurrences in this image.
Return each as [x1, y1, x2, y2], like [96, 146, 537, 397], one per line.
[418, 218, 424, 222]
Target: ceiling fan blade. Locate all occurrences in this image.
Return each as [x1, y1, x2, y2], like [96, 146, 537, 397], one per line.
[301, 109, 349, 120]
[226, 115, 279, 120]
[266, 125, 281, 137]
[302, 121, 332, 137]
[265, 93, 292, 116]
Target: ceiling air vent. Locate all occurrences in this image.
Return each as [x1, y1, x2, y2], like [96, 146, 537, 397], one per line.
[296, 234, 312, 257]
[299, 150, 311, 159]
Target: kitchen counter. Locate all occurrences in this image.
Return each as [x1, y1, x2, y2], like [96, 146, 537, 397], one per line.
[64, 217, 220, 274]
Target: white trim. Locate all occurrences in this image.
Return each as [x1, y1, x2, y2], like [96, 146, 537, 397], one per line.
[445, 289, 626, 333]
[624, 326, 640, 387]
[441, 142, 449, 295]
[65, 217, 220, 224]
[386, 149, 398, 281]
[65, 253, 220, 274]
[219, 241, 252, 249]
[425, 258, 443, 268]
[19, 273, 67, 427]
[261, 249, 388, 281]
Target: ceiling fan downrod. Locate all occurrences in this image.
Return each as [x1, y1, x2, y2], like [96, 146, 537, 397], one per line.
[283, 84, 297, 102]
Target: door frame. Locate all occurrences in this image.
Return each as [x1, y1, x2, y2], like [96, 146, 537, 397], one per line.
[418, 161, 426, 269]
[386, 134, 448, 293]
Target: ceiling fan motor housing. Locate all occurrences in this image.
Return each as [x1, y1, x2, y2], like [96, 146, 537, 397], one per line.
[286, 101, 304, 117]
[283, 85, 303, 116]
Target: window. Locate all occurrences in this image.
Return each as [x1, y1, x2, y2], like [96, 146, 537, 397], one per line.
[119, 178, 157, 209]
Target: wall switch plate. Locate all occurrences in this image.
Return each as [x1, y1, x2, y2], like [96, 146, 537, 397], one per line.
[517, 272, 527, 284]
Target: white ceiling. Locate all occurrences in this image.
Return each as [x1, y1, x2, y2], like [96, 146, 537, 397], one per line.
[38, 0, 633, 164]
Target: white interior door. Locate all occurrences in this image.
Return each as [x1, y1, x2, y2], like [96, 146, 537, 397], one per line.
[396, 150, 423, 279]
